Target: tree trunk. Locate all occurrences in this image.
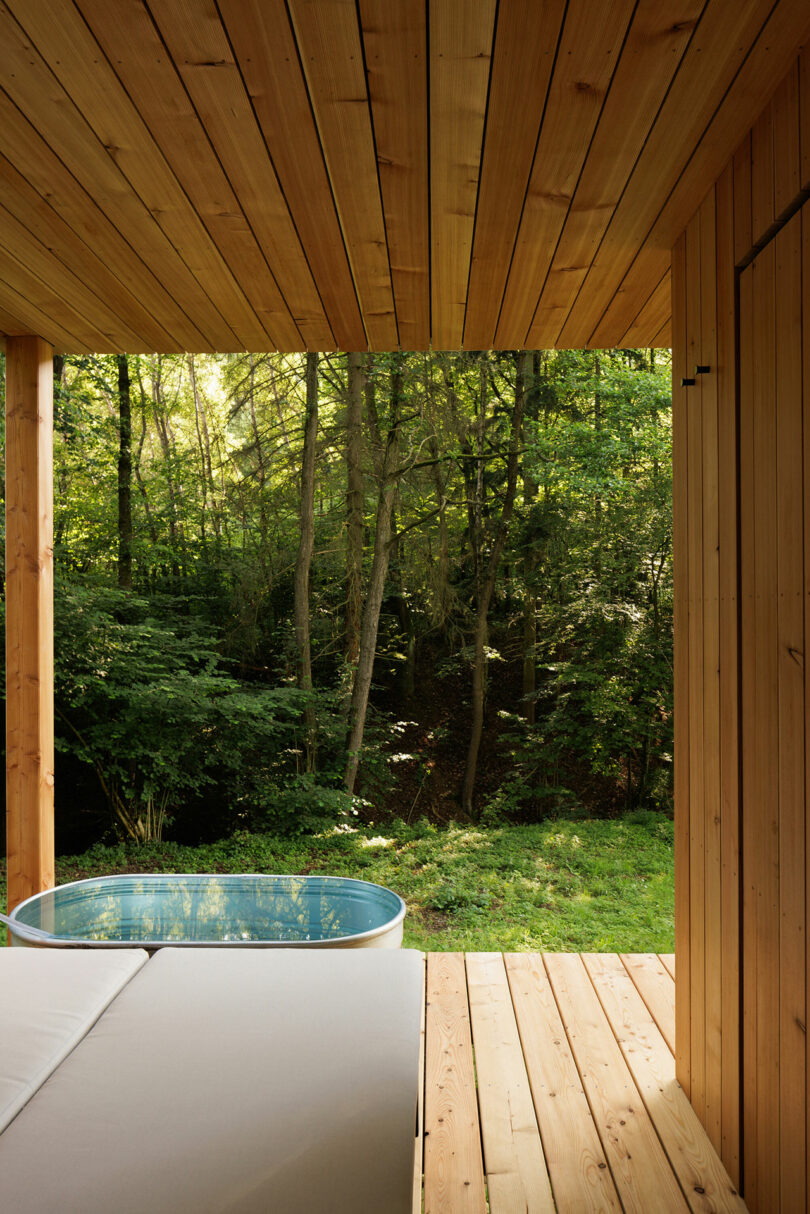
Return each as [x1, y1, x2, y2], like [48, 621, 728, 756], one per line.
[428, 433, 452, 632]
[151, 356, 184, 575]
[522, 351, 539, 723]
[187, 354, 217, 542]
[345, 353, 365, 680]
[293, 353, 319, 773]
[390, 504, 416, 702]
[116, 354, 133, 590]
[461, 353, 526, 815]
[344, 355, 404, 794]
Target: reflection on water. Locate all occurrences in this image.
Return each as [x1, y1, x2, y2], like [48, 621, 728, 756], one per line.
[14, 876, 402, 943]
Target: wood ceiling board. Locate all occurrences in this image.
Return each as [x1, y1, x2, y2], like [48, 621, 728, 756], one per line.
[0, 0, 807, 353]
[526, 0, 702, 350]
[0, 274, 93, 354]
[801, 45, 810, 188]
[0, 303, 32, 338]
[0, 151, 178, 351]
[0, 241, 120, 351]
[0, 93, 214, 352]
[621, 268, 671, 347]
[359, 0, 430, 351]
[0, 24, 224, 350]
[288, 0, 397, 351]
[219, 0, 364, 350]
[0, 201, 150, 350]
[461, 0, 566, 351]
[771, 60, 801, 219]
[569, 0, 810, 347]
[149, 0, 334, 350]
[493, 0, 636, 351]
[0, 0, 252, 352]
[76, 0, 304, 352]
[429, 0, 496, 351]
[653, 318, 672, 347]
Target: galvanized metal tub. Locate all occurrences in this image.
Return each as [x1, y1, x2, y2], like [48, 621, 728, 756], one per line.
[2, 873, 406, 950]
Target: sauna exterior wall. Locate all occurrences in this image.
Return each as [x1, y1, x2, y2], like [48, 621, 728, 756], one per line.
[673, 49, 810, 1211]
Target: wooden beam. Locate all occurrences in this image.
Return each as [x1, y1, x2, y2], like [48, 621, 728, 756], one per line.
[5, 335, 54, 913]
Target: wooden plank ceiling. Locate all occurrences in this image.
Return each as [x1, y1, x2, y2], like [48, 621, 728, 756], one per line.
[0, 0, 808, 354]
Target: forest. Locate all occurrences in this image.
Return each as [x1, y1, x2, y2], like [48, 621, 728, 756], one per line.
[0, 346, 672, 863]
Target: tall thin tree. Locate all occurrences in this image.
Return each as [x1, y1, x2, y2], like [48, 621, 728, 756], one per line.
[344, 355, 404, 794]
[344, 353, 365, 686]
[461, 353, 526, 814]
[293, 353, 319, 772]
[116, 353, 133, 590]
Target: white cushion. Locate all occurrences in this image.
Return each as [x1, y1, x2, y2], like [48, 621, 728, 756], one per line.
[0, 947, 424, 1214]
[0, 948, 148, 1133]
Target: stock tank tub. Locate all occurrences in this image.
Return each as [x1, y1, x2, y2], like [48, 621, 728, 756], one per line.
[2, 874, 406, 950]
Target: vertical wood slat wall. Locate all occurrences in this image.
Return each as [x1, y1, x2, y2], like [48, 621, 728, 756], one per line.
[673, 47, 810, 1211]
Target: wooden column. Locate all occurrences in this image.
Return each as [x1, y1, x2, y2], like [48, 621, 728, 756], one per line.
[5, 335, 54, 913]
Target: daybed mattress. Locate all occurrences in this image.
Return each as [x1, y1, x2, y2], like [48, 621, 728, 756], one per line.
[0, 947, 423, 1214]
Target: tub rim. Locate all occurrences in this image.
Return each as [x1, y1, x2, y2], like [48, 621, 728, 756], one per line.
[2, 872, 407, 949]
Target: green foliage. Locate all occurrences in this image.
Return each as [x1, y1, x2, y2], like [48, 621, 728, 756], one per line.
[51, 583, 344, 839]
[1, 345, 673, 842]
[0, 816, 674, 953]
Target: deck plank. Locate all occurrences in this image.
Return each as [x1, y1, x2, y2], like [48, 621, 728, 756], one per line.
[420, 955, 748, 1214]
[423, 953, 486, 1214]
[466, 953, 555, 1212]
[620, 953, 676, 1055]
[544, 952, 690, 1213]
[659, 954, 676, 982]
[584, 953, 746, 1213]
[504, 954, 621, 1212]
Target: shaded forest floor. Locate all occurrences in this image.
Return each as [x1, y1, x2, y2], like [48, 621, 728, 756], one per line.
[362, 637, 628, 825]
[0, 816, 674, 952]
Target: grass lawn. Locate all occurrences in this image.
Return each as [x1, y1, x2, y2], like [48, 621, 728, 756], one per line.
[0, 812, 674, 952]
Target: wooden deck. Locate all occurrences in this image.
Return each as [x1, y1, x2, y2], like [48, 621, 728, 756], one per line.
[414, 953, 746, 1213]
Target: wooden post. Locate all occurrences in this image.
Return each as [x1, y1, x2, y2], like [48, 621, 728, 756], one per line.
[5, 335, 54, 913]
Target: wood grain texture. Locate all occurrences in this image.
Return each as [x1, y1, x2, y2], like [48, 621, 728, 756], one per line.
[621, 270, 671, 349]
[773, 211, 806, 1214]
[0, 0, 247, 350]
[672, 229, 691, 1101]
[219, 0, 362, 349]
[544, 952, 690, 1212]
[585, 954, 746, 1213]
[685, 209, 706, 1128]
[429, 0, 494, 351]
[619, 953, 676, 1055]
[527, 0, 702, 350]
[575, 0, 810, 349]
[0, 2, 809, 350]
[423, 953, 486, 1214]
[5, 336, 55, 913]
[494, 0, 635, 350]
[715, 160, 740, 1188]
[738, 256, 758, 1211]
[698, 189, 722, 1157]
[466, 952, 554, 1212]
[145, 0, 332, 349]
[287, 0, 397, 350]
[461, 0, 565, 350]
[77, 0, 301, 351]
[504, 953, 621, 1212]
[359, 0, 430, 351]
